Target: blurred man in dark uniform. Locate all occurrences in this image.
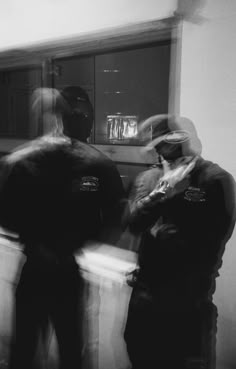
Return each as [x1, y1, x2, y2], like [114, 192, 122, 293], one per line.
[0, 86, 125, 369]
[124, 115, 236, 369]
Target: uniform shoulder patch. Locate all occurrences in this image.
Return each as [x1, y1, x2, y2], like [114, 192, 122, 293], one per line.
[184, 186, 206, 202]
[80, 176, 99, 191]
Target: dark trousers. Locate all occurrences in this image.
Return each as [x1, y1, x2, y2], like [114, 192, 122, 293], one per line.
[9, 257, 84, 369]
[124, 285, 217, 369]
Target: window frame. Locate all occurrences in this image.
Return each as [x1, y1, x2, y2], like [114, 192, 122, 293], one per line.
[0, 17, 181, 164]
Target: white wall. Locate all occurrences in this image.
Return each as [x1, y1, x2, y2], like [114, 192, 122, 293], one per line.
[180, 1, 236, 368]
[0, 0, 176, 51]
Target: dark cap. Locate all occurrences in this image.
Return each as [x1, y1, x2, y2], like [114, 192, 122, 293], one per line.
[61, 86, 91, 107]
[140, 114, 202, 157]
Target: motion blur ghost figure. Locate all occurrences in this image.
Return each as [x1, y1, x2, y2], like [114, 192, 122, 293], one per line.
[124, 114, 236, 369]
[31, 87, 66, 136]
[0, 86, 126, 369]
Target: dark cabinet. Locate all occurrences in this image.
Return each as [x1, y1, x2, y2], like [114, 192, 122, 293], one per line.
[0, 68, 42, 139]
[95, 43, 170, 144]
[0, 41, 171, 145]
[52, 41, 171, 146]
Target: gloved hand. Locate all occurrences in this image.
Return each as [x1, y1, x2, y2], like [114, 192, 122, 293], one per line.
[159, 155, 197, 187]
[152, 156, 198, 199]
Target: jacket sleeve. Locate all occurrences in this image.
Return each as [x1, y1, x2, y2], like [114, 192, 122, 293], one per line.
[204, 171, 236, 257]
[125, 168, 165, 234]
[185, 170, 236, 273]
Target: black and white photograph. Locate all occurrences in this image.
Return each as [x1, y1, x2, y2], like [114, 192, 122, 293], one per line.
[0, 1, 235, 368]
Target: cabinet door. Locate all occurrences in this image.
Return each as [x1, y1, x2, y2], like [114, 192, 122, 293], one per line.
[0, 88, 10, 137]
[8, 87, 34, 138]
[0, 68, 42, 139]
[95, 42, 171, 144]
[53, 56, 95, 105]
[0, 72, 10, 137]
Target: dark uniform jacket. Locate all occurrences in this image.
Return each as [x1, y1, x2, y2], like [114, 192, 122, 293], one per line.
[127, 157, 236, 301]
[0, 136, 125, 258]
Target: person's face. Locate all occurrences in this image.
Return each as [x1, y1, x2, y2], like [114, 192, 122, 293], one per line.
[154, 129, 192, 162]
[155, 141, 183, 162]
[63, 100, 94, 142]
[63, 113, 92, 142]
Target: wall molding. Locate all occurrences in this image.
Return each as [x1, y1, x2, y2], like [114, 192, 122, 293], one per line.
[0, 17, 178, 70]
